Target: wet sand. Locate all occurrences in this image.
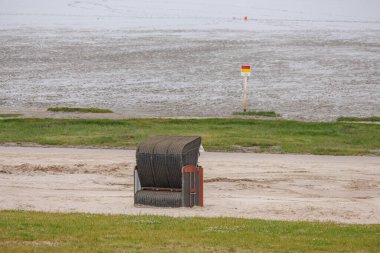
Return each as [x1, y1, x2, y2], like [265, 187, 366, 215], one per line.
[1, 28, 379, 121]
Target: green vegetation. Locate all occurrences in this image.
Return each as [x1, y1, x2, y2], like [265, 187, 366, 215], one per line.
[0, 211, 378, 253]
[47, 107, 113, 113]
[0, 114, 21, 118]
[0, 118, 379, 155]
[337, 116, 380, 122]
[233, 110, 280, 117]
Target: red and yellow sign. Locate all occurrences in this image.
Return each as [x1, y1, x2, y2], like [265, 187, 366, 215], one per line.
[241, 65, 251, 77]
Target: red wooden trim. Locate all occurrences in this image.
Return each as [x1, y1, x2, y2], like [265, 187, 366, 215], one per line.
[198, 166, 204, 207]
[182, 165, 204, 207]
[183, 164, 197, 173]
[241, 65, 251, 69]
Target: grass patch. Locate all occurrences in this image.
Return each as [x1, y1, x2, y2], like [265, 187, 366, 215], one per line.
[0, 118, 379, 155]
[47, 107, 113, 113]
[337, 116, 380, 122]
[0, 211, 379, 253]
[0, 114, 21, 118]
[233, 111, 280, 117]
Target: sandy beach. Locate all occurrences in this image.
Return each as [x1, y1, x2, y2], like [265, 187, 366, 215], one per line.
[1, 146, 379, 224]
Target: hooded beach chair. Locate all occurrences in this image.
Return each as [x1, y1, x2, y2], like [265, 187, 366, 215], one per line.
[134, 136, 203, 207]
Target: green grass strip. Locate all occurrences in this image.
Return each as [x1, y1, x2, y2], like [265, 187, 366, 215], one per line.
[0, 114, 22, 118]
[233, 111, 280, 117]
[0, 118, 379, 155]
[0, 211, 379, 253]
[47, 107, 113, 113]
[337, 116, 380, 122]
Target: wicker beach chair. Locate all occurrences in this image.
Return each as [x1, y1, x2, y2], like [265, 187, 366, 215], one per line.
[134, 136, 204, 207]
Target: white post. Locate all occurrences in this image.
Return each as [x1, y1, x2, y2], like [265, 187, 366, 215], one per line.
[241, 65, 251, 112]
[243, 76, 248, 112]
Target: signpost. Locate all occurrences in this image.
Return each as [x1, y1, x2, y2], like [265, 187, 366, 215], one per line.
[241, 65, 251, 112]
